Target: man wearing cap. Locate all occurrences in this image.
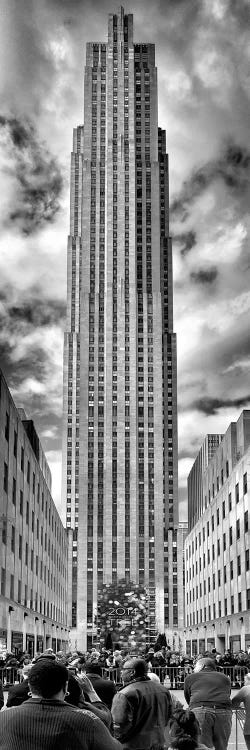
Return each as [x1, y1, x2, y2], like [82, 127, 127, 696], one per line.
[184, 657, 232, 750]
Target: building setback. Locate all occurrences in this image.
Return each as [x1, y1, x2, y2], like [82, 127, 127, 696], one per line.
[184, 410, 250, 656]
[0, 369, 69, 658]
[62, 7, 181, 650]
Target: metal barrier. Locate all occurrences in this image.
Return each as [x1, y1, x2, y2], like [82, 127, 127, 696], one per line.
[234, 706, 246, 750]
[1, 662, 248, 690]
[101, 664, 248, 688]
[0, 667, 21, 687]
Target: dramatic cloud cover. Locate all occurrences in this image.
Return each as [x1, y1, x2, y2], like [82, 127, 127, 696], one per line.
[0, 0, 249, 518]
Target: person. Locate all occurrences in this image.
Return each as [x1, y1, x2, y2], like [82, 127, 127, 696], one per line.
[83, 659, 116, 709]
[184, 657, 232, 750]
[0, 657, 122, 750]
[0, 678, 3, 710]
[111, 656, 172, 749]
[232, 670, 250, 749]
[168, 708, 210, 749]
[6, 663, 33, 707]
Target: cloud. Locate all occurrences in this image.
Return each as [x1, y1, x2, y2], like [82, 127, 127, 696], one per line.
[189, 394, 250, 416]
[0, 0, 249, 521]
[190, 267, 218, 285]
[171, 140, 250, 221]
[173, 230, 196, 256]
[0, 115, 63, 234]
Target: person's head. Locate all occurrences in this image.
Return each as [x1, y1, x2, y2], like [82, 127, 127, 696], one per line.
[28, 658, 68, 700]
[77, 656, 86, 671]
[85, 660, 102, 676]
[22, 663, 33, 680]
[169, 709, 201, 750]
[194, 657, 216, 673]
[121, 657, 147, 685]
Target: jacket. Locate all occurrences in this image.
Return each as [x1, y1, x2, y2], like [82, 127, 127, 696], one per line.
[112, 677, 172, 749]
[184, 670, 232, 710]
[0, 697, 122, 750]
[85, 672, 116, 709]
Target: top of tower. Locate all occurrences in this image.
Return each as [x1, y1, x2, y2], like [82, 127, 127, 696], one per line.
[108, 6, 133, 46]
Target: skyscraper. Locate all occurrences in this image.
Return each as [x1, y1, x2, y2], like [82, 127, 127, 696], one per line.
[62, 7, 180, 650]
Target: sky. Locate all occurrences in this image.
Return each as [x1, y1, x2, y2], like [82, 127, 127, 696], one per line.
[0, 0, 250, 521]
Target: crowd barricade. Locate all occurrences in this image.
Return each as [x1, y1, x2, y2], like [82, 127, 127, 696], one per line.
[101, 664, 249, 688]
[234, 706, 246, 750]
[0, 667, 21, 687]
[101, 666, 122, 685]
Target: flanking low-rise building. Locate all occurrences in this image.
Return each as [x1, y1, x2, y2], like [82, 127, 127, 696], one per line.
[184, 411, 250, 656]
[0, 369, 69, 658]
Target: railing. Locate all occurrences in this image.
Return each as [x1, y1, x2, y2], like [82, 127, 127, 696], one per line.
[1, 663, 248, 690]
[0, 667, 22, 687]
[101, 664, 248, 688]
[234, 706, 246, 750]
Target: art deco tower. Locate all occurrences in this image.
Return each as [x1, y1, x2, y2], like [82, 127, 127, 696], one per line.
[62, 7, 180, 650]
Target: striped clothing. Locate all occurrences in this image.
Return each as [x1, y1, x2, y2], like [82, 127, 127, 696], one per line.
[0, 697, 122, 750]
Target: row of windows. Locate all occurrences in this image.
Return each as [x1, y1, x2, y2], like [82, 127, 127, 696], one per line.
[187, 488, 248, 559]
[186, 589, 250, 626]
[187, 551, 250, 595]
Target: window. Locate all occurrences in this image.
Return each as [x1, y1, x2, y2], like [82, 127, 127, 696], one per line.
[224, 565, 227, 583]
[21, 447, 24, 471]
[229, 492, 232, 511]
[217, 539, 220, 556]
[3, 462, 8, 492]
[229, 526, 233, 545]
[237, 519, 240, 539]
[244, 510, 248, 532]
[13, 430, 17, 458]
[222, 500, 225, 519]
[27, 461, 30, 484]
[5, 412, 9, 441]
[12, 477, 16, 505]
[10, 574, 14, 600]
[217, 508, 220, 525]
[26, 502, 29, 525]
[20, 490, 23, 515]
[224, 598, 227, 615]
[212, 515, 214, 531]
[223, 532, 226, 551]
[238, 592, 242, 611]
[231, 595, 234, 614]
[237, 555, 241, 575]
[1, 568, 6, 596]
[11, 526, 15, 553]
[236, 483, 239, 503]
[230, 560, 233, 580]
[247, 589, 250, 609]
[246, 550, 250, 571]
[19, 534, 22, 560]
[244, 472, 247, 495]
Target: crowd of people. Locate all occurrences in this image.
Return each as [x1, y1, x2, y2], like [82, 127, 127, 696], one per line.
[0, 645, 250, 748]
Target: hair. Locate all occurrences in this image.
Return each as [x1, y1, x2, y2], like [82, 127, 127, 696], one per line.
[169, 709, 200, 750]
[124, 657, 148, 679]
[195, 657, 216, 672]
[85, 660, 102, 676]
[28, 659, 68, 698]
[77, 656, 86, 667]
